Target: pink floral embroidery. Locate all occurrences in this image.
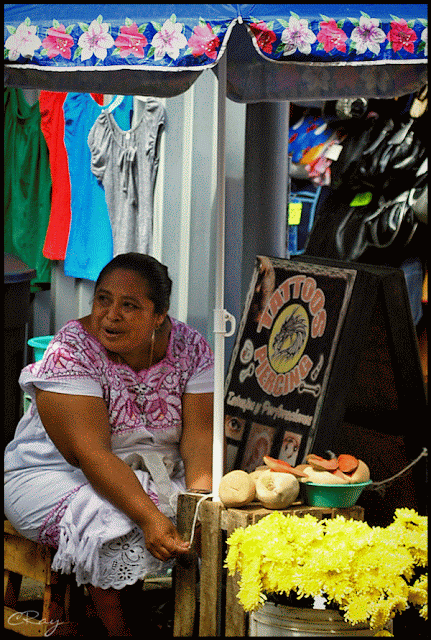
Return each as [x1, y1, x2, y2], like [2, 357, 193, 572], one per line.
[114, 23, 148, 58]
[42, 23, 74, 59]
[109, 391, 142, 429]
[388, 19, 417, 54]
[146, 388, 181, 428]
[38, 484, 85, 548]
[249, 21, 277, 54]
[317, 19, 347, 53]
[31, 319, 213, 436]
[188, 23, 220, 59]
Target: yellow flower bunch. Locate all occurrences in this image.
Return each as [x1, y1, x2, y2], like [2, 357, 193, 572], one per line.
[225, 508, 427, 631]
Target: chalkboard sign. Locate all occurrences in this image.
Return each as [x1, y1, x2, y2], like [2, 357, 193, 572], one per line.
[224, 255, 426, 472]
[224, 255, 356, 471]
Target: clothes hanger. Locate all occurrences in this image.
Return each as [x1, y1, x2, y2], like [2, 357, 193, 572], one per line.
[104, 95, 125, 112]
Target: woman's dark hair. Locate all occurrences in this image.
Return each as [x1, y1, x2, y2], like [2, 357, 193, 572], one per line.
[95, 253, 172, 313]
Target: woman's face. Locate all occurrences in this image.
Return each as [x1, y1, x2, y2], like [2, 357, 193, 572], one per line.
[91, 268, 166, 359]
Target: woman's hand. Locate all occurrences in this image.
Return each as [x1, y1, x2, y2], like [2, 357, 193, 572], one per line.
[140, 510, 190, 561]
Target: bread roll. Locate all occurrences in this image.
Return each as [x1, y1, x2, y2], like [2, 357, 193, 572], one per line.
[218, 470, 256, 507]
[255, 470, 300, 509]
[249, 466, 267, 482]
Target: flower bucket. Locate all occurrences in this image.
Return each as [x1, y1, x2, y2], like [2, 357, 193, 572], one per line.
[249, 602, 393, 637]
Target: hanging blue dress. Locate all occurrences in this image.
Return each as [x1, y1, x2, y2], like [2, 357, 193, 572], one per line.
[63, 94, 133, 281]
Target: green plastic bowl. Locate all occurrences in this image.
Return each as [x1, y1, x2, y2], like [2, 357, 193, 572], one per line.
[302, 480, 372, 508]
[27, 335, 54, 362]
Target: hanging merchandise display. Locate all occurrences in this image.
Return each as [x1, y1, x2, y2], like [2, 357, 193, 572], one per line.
[330, 90, 428, 200]
[333, 97, 369, 120]
[328, 111, 382, 193]
[40, 91, 105, 260]
[357, 123, 427, 200]
[62, 92, 134, 281]
[5, 89, 165, 285]
[333, 182, 425, 263]
[305, 90, 428, 266]
[4, 87, 52, 287]
[288, 113, 345, 187]
[288, 115, 333, 165]
[88, 97, 165, 256]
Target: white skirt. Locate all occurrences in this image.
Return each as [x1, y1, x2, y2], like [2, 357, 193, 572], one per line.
[4, 466, 182, 589]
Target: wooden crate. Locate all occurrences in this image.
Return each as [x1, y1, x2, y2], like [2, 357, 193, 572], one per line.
[173, 495, 364, 637]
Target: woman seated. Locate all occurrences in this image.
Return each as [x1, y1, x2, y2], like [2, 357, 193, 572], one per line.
[4, 252, 214, 636]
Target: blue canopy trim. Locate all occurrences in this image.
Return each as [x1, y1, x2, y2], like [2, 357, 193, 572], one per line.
[4, 11, 238, 71]
[4, 8, 427, 71]
[245, 11, 427, 65]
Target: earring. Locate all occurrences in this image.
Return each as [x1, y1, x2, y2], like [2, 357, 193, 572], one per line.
[148, 329, 155, 368]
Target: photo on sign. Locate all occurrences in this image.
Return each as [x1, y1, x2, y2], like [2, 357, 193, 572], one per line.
[277, 430, 303, 466]
[240, 422, 278, 473]
[224, 414, 246, 442]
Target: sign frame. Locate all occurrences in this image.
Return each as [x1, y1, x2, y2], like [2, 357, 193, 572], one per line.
[224, 255, 426, 472]
[224, 255, 357, 471]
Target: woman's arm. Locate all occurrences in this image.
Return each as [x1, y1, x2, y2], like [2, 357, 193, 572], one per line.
[35, 389, 190, 561]
[180, 392, 214, 492]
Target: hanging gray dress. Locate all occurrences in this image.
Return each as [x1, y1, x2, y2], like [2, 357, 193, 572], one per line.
[88, 97, 165, 256]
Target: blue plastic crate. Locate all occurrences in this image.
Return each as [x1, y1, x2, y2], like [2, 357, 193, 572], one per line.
[287, 185, 322, 255]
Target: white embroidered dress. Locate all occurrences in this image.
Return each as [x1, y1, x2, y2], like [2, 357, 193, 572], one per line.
[4, 318, 214, 589]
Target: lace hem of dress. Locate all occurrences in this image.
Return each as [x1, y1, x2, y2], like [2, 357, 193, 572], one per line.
[83, 526, 174, 590]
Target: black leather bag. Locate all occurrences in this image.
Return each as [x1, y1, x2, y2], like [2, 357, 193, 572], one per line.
[306, 108, 427, 262]
[331, 115, 426, 197]
[358, 118, 426, 198]
[335, 191, 419, 262]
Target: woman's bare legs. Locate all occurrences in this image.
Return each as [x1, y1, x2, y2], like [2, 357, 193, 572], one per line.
[86, 584, 133, 636]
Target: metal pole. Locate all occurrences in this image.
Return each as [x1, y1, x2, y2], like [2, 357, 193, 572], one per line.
[212, 52, 236, 501]
[242, 102, 290, 298]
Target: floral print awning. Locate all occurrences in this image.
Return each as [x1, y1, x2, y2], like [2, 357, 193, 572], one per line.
[3, 4, 428, 101]
[4, 5, 427, 70]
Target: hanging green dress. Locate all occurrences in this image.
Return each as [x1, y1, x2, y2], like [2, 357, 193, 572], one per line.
[4, 87, 52, 287]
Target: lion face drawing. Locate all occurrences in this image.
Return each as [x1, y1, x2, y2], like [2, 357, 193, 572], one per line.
[268, 304, 309, 373]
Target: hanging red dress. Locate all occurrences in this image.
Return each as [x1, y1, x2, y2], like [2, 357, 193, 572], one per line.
[39, 92, 105, 260]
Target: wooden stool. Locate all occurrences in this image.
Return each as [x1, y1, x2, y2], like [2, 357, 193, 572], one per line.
[4, 519, 83, 636]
